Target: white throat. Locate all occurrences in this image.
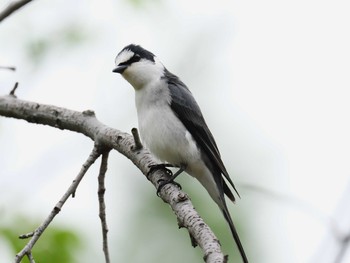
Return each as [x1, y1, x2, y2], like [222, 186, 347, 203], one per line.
[122, 58, 165, 90]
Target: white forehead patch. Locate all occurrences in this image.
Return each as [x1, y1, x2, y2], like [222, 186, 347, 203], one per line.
[114, 49, 134, 66]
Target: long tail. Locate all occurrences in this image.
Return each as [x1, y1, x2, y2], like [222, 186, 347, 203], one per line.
[192, 167, 248, 262]
[221, 202, 249, 263]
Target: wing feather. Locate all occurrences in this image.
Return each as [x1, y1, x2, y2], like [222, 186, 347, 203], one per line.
[163, 69, 239, 200]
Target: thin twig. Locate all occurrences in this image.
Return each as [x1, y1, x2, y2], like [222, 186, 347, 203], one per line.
[241, 183, 350, 263]
[240, 183, 333, 226]
[0, 0, 33, 22]
[9, 82, 19, 96]
[19, 231, 34, 239]
[0, 66, 16, 71]
[15, 144, 102, 263]
[98, 150, 111, 263]
[0, 96, 227, 262]
[131, 127, 143, 151]
[26, 251, 35, 263]
[334, 233, 350, 263]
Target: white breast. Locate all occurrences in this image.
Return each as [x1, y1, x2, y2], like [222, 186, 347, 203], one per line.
[134, 79, 222, 205]
[135, 79, 201, 166]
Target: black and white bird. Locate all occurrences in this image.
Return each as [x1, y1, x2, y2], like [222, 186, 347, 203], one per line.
[113, 44, 248, 263]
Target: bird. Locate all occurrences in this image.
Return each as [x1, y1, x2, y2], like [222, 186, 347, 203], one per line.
[113, 44, 248, 263]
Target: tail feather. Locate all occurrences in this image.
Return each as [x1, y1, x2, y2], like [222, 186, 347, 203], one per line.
[223, 180, 236, 202]
[222, 204, 249, 263]
[191, 165, 248, 262]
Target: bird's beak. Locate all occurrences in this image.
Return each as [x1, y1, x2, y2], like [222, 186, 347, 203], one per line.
[112, 65, 127, 74]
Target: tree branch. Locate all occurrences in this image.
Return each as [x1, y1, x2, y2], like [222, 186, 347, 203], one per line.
[0, 0, 33, 23]
[98, 150, 111, 263]
[9, 82, 19, 96]
[15, 143, 103, 263]
[26, 251, 35, 263]
[131, 127, 143, 151]
[0, 66, 16, 71]
[0, 94, 226, 262]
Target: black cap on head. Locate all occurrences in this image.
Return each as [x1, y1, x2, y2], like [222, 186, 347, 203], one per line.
[120, 44, 156, 62]
[113, 44, 157, 74]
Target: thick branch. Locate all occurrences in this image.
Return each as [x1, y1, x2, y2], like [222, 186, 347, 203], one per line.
[0, 0, 33, 22]
[0, 95, 225, 262]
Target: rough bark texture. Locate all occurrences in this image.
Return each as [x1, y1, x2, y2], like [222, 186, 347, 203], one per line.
[0, 94, 227, 262]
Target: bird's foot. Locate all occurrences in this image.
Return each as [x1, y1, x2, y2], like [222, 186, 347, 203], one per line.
[147, 163, 182, 195]
[147, 163, 174, 179]
[156, 178, 182, 196]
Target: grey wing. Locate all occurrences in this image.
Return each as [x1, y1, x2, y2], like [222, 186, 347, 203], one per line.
[164, 69, 239, 201]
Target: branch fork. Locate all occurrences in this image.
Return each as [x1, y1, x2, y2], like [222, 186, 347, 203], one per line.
[0, 93, 228, 263]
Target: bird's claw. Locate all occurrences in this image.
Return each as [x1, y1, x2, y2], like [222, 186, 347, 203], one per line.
[147, 163, 182, 196]
[147, 163, 173, 179]
[156, 179, 182, 196]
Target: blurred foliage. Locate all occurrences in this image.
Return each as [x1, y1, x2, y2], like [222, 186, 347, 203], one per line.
[0, 216, 81, 263]
[26, 23, 89, 65]
[27, 39, 50, 64]
[124, 0, 162, 9]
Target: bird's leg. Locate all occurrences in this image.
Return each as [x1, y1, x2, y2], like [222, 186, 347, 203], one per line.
[147, 163, 175, 179]
[156, 164, 186, 195]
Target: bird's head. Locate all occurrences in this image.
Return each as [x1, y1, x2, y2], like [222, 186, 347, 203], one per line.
[113, 44, 165, 90]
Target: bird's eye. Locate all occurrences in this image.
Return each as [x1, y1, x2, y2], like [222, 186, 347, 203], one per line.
[129, 54, 141, 64]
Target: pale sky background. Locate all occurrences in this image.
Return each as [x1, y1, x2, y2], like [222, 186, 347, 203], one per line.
[1, 0, 350, 262]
